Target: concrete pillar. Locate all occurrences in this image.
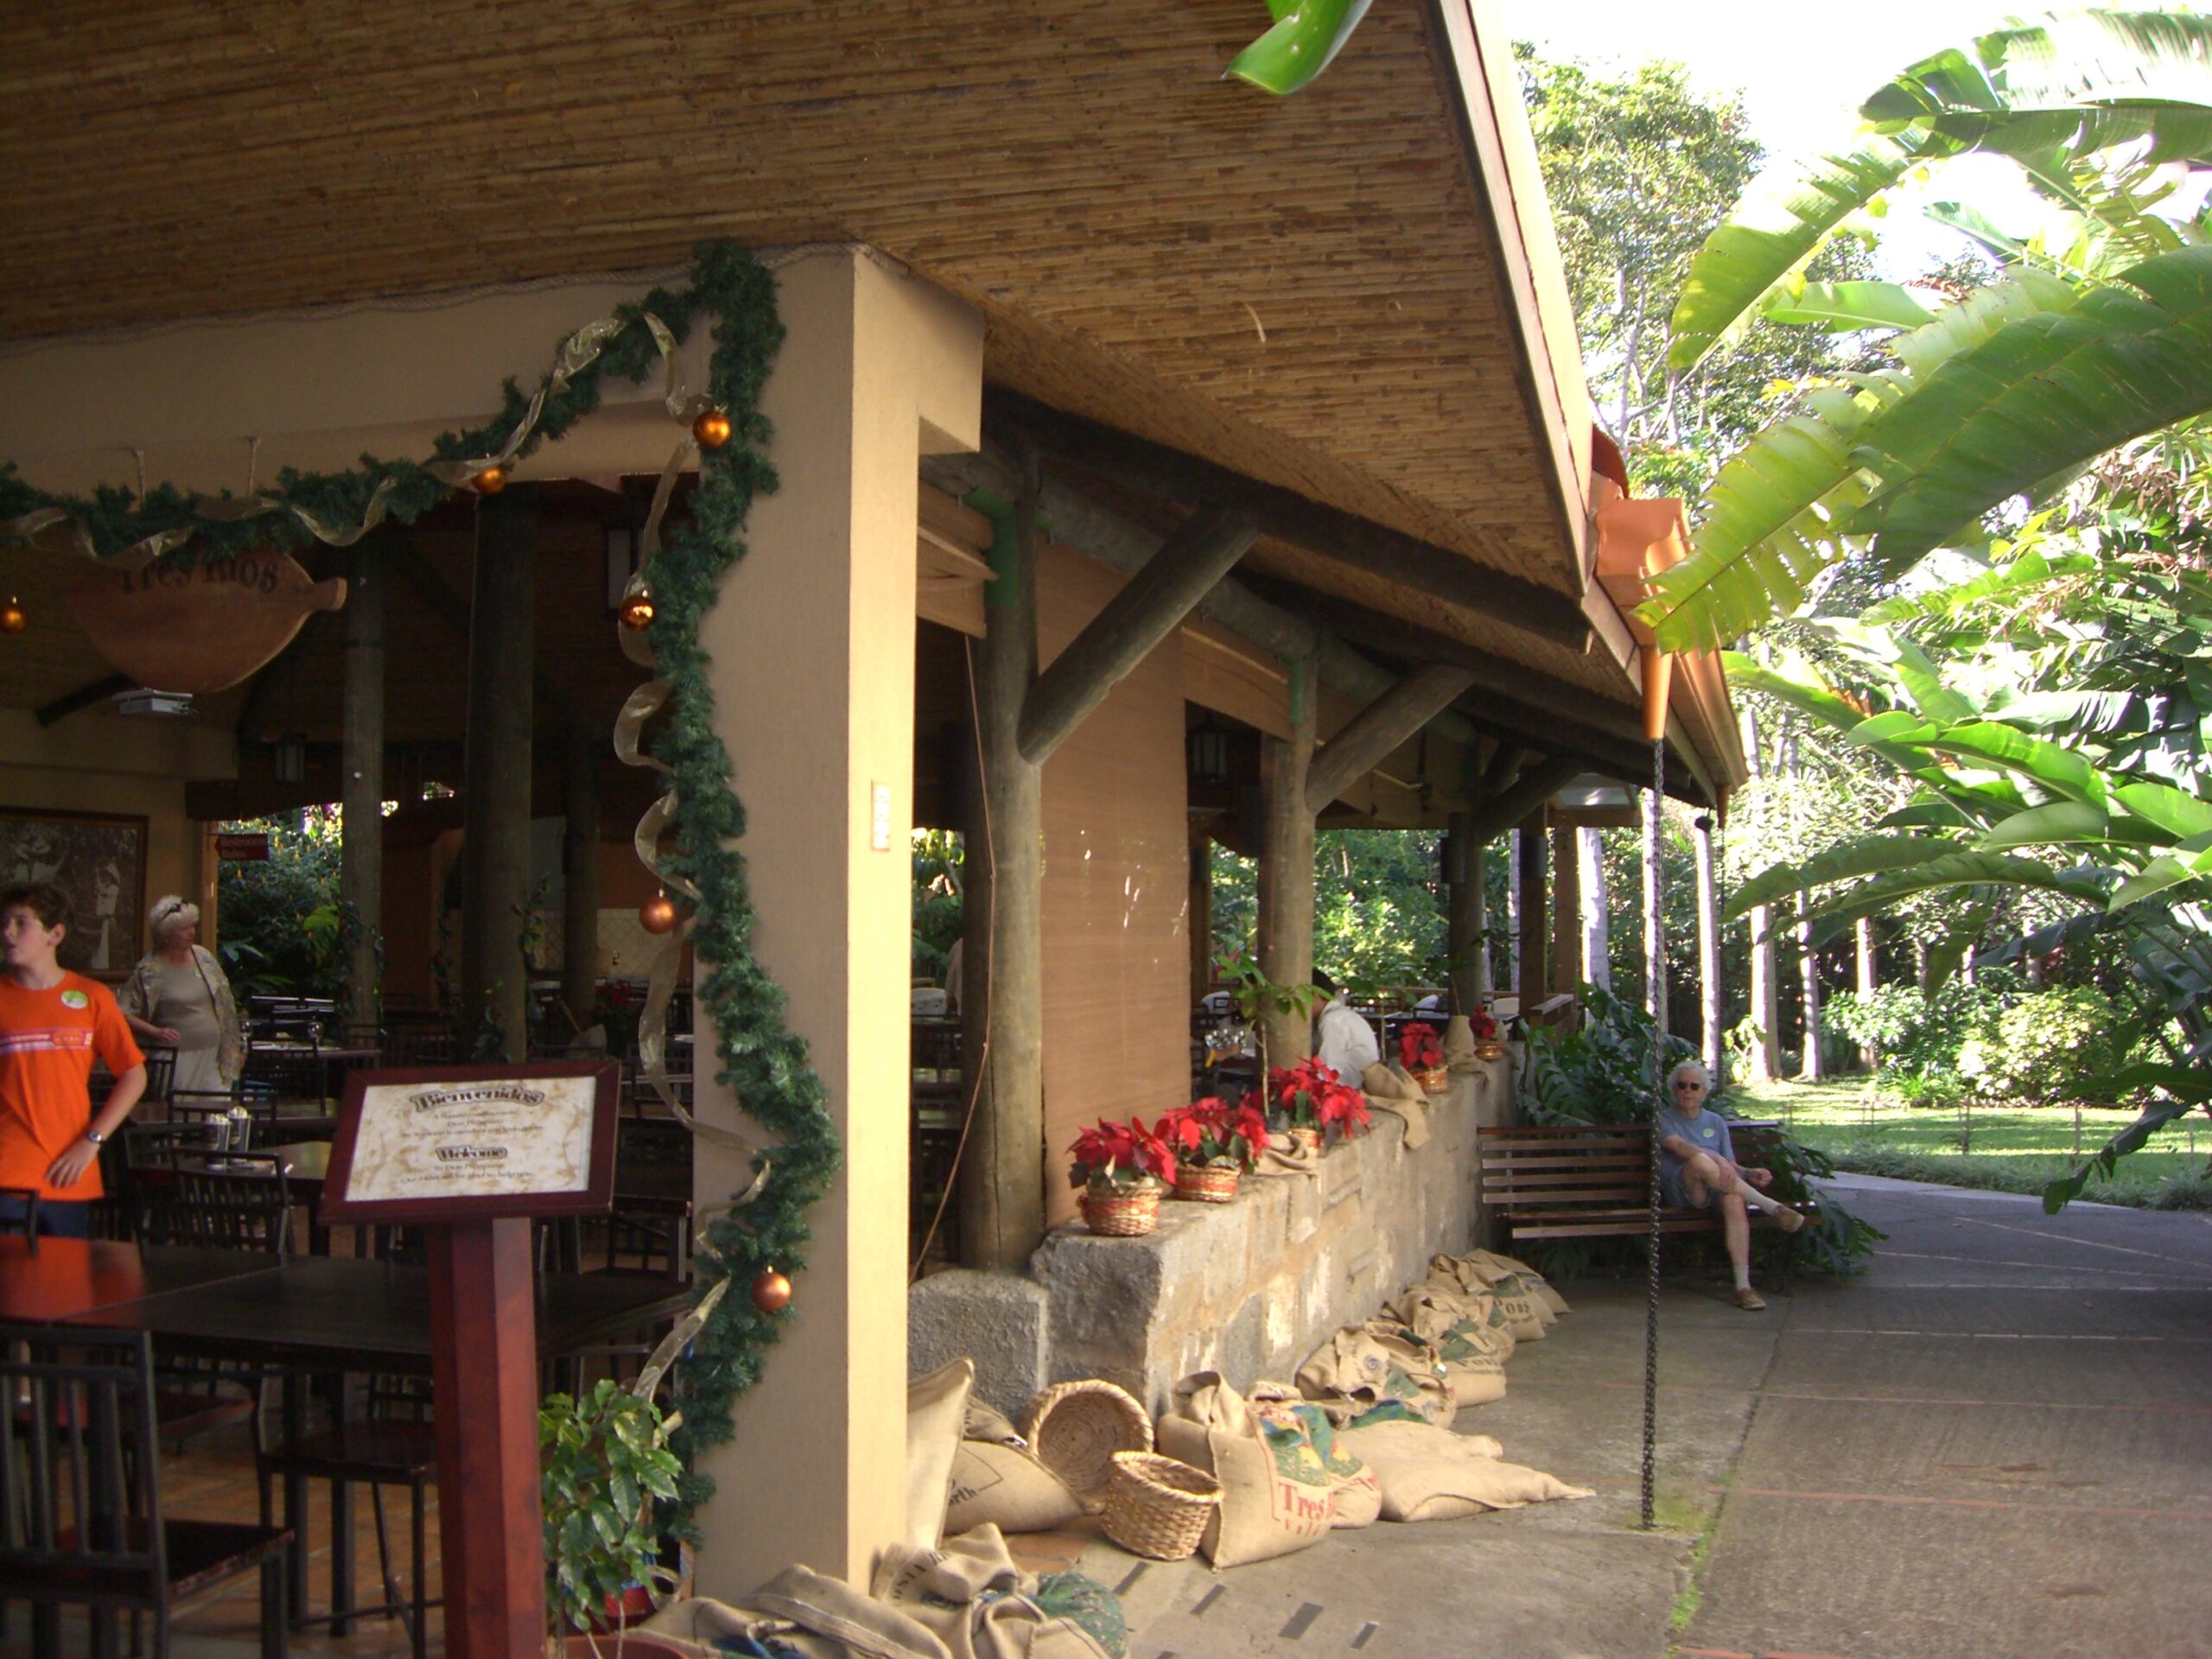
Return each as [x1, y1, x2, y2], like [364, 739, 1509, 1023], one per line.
[1257, 657, 1318, 1071]
[340, 542, 386, 1043]
[461, 489, 535, 1061]
[694, 248, 982, 1590]
[561, 715, 601, 1041]
[958, 476, 1044, 1271]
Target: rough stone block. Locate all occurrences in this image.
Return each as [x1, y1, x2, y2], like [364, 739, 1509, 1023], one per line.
[907, 1268, 1052, 1418]
[1287, 1168, 1323, 1243]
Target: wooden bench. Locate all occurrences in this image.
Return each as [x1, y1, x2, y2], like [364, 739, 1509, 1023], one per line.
[1478, 1120, 1815, 1248]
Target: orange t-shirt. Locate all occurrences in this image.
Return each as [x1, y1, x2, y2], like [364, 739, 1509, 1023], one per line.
[0, 972, 143, 1200]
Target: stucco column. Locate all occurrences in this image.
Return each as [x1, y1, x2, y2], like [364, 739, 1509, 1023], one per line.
[693, 248, 982, 1589]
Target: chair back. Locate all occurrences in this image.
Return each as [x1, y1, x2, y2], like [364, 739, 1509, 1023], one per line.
[0, 1187, 40, 1237]
[0, 1325, 167, 1605]
[137, 1046, 178, 1104]
[133, 1154, 293, 1258]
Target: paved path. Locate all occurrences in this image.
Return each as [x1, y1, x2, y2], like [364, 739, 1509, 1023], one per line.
[1681, 1175, 2212, 1659]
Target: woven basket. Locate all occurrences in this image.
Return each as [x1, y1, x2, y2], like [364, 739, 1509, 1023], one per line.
[1173, 1164, 1240, 1204]
[1414, 1066, 1452, 1096]
[1285, 1124, 1323, 1156]
[1081, 1179, 1162, 1236]
[1101, 1451, 1221, 1561]
[1474, 1041, 1509, 1062]
[1020, 1379, 1153, 1507]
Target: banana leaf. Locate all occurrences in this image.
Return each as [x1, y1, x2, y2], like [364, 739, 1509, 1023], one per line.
[1976, 799, 2168, 852]
[1844, 247, 2212, 569]
[1225, 0, 1371, 96]
[1762, 280, 1941, 332]
[1913, 721, 2113, 807]
[2043, 1057, 2212, 1211]
[2112, 779, 2212, 840]
[1726, 833, 1966, 920]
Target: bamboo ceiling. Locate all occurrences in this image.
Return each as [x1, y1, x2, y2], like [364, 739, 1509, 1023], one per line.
[0, 0, 1583, 596]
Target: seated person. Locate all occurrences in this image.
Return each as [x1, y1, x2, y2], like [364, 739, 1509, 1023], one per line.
[1656, 1060, 1803, 1311]
[1313, 970, 1379, 1086]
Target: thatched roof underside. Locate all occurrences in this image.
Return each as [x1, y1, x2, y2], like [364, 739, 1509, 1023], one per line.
[0, 0, 1581, 601]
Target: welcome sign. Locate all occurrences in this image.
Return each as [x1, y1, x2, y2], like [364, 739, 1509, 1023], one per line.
[320, 1059, 620, 1222]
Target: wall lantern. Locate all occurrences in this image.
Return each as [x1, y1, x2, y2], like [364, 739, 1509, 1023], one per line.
[1187, 720, 1231, 786]
[273, 732, 308, 785]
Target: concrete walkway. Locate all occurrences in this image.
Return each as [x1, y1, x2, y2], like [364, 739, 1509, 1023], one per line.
[1084, 1176, 2212, 1659]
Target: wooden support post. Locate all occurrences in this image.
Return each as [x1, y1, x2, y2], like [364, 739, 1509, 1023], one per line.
[561, 715, 601, 1042]
[960, 477, 1046, 1270]
[1516, 813, 1547, 1001]
[1695, 812, 1724, 1083]
[1017, 507, 1256, 766]
[340, 541, 385, 1044]
[1304, 664, 1477, 814]
[1463, 753, 1583, 845]
[1258, 657, 1319, 1069]
[197, 820, 220, 953]
[428, 1217, 543, 1659]
[461, 487, 536, 1062]
[1550, 820, 1580, 998]
[1446, 810, 1484, 1012]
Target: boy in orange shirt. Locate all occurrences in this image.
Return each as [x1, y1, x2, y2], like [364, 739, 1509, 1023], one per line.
[0, 881, 146, 1237]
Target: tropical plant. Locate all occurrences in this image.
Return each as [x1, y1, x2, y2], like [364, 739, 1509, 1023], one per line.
[1397, 1022, 1443, 1071]
[1262, 1058, 1368, 1135]
[1642, 10, 2212, 653]
[214, 810, 345, 998]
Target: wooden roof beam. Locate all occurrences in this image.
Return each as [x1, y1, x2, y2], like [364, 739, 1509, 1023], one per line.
[1018, 506, 1256, 766]
[986, 388, 1591, 649]
[1306, 664, 1477, 814]
[1464, 753, 1586, 845]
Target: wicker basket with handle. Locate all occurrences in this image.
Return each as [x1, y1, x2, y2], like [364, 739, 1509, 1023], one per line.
[1020, 1379, 1154, 1508]
[1102, 1451, 1222, 1561]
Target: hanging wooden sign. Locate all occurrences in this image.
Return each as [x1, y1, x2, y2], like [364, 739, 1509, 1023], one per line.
[213, 831, 270, 861]
[67, 547, 346, 694]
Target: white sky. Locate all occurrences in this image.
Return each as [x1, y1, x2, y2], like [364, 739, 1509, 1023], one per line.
[1499, 0, 2054, 273]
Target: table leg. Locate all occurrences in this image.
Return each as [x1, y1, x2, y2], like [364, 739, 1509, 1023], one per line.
[330, 1475, 355, 1635]
[283, 1372, 309, 1623]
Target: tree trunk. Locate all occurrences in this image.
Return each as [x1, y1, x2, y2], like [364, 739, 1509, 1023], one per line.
[1855, 916, 1878, 1071]
[1695, 811, 1723, 1084]
[1446, 812, 1485, 1012]
[1578, 825, 1611, 994]
[1516, 817, 1547, 1004]
[1505, 829, 1522, 994]
[1740, 703, 1781, 1081]
[340, 540, 385, 1045]
[1258, 656, 1319, 1072]
[1549, 823, 1580, 998]
[1797, 899, 1825, 1081]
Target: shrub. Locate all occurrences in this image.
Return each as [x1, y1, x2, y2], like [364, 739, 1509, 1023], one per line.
[1973, 986, 2129, 1106]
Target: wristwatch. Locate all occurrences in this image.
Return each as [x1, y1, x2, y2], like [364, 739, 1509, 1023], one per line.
[82, 1128, 105, 1146]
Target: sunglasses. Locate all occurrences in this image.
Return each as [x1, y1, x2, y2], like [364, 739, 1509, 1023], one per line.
[1672, 1081, 1706, 1092]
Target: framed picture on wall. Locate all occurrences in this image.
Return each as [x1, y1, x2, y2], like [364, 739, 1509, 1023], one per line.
[0, 808, 149, 981]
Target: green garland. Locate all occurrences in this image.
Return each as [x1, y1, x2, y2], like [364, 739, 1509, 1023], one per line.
[0, 243, 837, 1535]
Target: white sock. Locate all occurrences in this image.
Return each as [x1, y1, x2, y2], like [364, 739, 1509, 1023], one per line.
[1733, 1263, 1752, 1292]
[1738, 1184, 1782, 1216]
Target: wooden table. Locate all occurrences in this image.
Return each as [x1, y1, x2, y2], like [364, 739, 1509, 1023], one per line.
[0, 1237, 273, 1324]
[55, 1255, 694, 1623]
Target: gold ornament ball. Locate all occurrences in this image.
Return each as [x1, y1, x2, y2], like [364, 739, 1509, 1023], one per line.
[693, 409, 734, 449]
[751, 1268, 792, 1314]
[469, 466, 508, 495]
[619, 594, 656, 632]
[639, 891, 679, 935]
[0, 598, 24, 634]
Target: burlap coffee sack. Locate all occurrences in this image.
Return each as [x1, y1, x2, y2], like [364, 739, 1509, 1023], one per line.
[1246, 1130, 1323, 1179]
[874, 1526, 1115, 1659]
[1442, 1014, 1478, 1071]
[1396, 1281, 1517, 1365]
[1358, 1062, 1432, 1149]
[1247, 1382, 1381, 1529]
[909, 1359, 976, 1548]
[1335, 1420, 1592, 1522]
[946, 1400, 1087, 1535]
[1156, 1372, 1334, 1567]
[1295, 1326, 1454, 1428]
[1385, 1286, 1510, 1407]
[1428, 1252, 1546, 1342]
[1462, 1247, 1570, 1317]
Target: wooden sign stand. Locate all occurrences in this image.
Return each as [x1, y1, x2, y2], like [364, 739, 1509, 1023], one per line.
[322, 1062, 621, 1659]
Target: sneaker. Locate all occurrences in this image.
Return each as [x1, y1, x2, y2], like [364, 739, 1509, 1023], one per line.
[1735, 1288, 1767, 1311]
[1774, 1206, 1807, 1235]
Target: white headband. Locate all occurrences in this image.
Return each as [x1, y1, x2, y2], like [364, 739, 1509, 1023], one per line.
[149, 896, 200, 936]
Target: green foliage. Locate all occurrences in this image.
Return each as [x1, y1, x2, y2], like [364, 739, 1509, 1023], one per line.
[1971, 985, 2130, 1105]
[1523, 983, 1696, 1127]
[213, 810, 345, 998]
[912, 830, 963, 981]
[1226, 0, 1371, 96]
[1313, 829, 1447, 989]
[1827, 981, 2005, 1085]
[539, 1380, 682, 1636]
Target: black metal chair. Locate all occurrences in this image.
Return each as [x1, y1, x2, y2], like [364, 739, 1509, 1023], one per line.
[0, 1186, 40, 1238]
[130, 1156, 292, 1258]
[0, 1324, 291, 1659]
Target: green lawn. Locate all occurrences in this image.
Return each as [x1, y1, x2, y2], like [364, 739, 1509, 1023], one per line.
[1726, 1077, 2212, 1210]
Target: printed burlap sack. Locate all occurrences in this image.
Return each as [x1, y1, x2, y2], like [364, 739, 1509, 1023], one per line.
[1335, 1420, 1594, 1522]
[1428, 1252, 1546, 1342]
[1155, 1372, 1334, 1567]
[1248, 1382, 1382, 1529]
[1462, 1247, 1571, 1318]
[874, 1525, 1116, 1659]
[1381, 1287, 1509, 1408]
[945, 1402, 1086, 1537]
[1294, 1326, 1455, 1428]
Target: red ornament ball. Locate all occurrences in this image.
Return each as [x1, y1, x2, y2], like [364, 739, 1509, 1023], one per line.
[619, 593, 656, 632]
[751, 1268, 792, 1314]
[639, 891, 678, 936]
[0, 597, 24, 634]
[692, 409, 733, 449]
[469, 466, 508, 495]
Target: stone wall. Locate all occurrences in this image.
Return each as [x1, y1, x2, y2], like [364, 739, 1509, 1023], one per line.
[910, 1053, 1516, 1417]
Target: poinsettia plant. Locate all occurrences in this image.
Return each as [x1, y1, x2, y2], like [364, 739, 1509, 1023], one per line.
[1067, 1116, 1179, 1191]
[1469, 1008, 1499, 1043]
[1263, 1058, 1369, 1136]
[1398, 1022, 1443, 1071]
[1158, 1096, 1270, 1171]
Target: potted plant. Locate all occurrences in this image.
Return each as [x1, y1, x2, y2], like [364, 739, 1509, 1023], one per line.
[1397, 1022, 1450, 1095]
[1068, 1117, 1179, 1236]
[542, 1280, 728, 1656]
[1217, 949, 1325, 1080]
[1469, 1007, 1507, 1062]
[1266, 1058, 1369, 1153]
[1159, 1095, 1268, 1203]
